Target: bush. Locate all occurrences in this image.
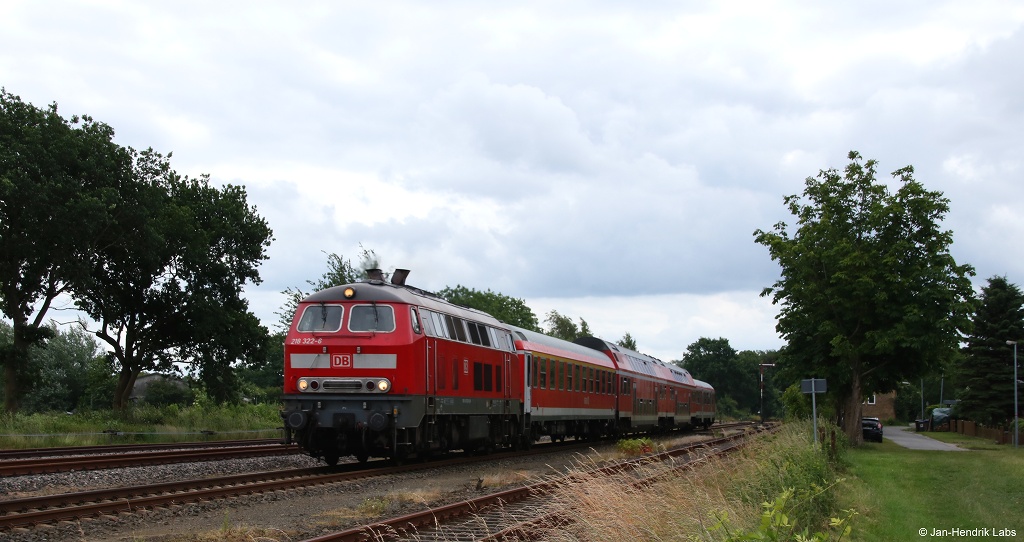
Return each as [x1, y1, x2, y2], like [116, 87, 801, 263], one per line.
[144, 378, 194, 407]
[616, 437, 653, 455]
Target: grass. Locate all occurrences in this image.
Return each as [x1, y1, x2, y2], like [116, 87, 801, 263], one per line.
[0, 403, 283, 448]
[842, 434, 1024, 540]
[539, 421, 849, 541]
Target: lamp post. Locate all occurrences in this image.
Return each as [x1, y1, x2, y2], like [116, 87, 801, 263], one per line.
[1007, 340, 1019, 449]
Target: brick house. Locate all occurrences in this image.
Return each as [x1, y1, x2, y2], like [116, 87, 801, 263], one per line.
[862, 391, 897, 421]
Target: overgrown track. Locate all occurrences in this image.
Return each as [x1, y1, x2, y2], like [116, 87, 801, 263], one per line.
[0, 441, 298, 476]
[298, 422, 774, 542]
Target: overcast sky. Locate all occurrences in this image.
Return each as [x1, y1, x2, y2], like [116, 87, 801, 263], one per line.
[3, 1, 1023, 362]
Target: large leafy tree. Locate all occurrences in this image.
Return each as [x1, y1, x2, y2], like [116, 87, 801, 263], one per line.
[438, 285, 541, 331]
[957, 276, 1024, 426]
[677, 337, 761, 416]
[754, 151, 975, 443]
[0, 89, 133, 412]
[74, 149, 273, 409]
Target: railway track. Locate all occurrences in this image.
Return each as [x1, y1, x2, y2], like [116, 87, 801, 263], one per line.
[297, 422, 773, 542]
[0, 431, 621, 531]
[0, 441, 299, 476]
[0, 422, 759, 534]
[0, 437, 285, 460]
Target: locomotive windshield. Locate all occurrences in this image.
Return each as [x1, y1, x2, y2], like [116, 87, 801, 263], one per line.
[297, 304, 343, 332]
[349, 304, 396, 332]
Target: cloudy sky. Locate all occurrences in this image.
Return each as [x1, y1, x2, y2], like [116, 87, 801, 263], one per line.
[3, 1, 1023, 362]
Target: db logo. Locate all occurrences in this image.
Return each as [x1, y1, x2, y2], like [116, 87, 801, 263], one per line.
[332, 354, 352, 368]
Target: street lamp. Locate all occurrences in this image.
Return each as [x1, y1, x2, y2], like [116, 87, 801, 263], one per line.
[1008, 340, 1019, 449]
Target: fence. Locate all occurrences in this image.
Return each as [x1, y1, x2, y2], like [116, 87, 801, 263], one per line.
[948, 419, 1011, 444]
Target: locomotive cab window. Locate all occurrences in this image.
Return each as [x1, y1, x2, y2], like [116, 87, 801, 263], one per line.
[410, 307, 422, 334]
[297, 304, 343, 332]
[348, 305, 396, 332]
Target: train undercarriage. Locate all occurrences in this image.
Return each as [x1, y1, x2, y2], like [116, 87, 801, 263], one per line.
[283, 395, 710, 465]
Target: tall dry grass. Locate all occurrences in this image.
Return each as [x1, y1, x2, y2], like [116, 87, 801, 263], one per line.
[536, 421, 846, 542]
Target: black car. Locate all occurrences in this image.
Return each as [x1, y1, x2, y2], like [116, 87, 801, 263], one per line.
[862, 417, 884, 442]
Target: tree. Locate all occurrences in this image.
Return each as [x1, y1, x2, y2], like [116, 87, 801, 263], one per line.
[275, 250, 369, 332]
[74, 149, 273, 409]
[438, 285, 541, 331]
[754, 151, 975, 443]
[544, 310, 590, 341]
[957, 276, 1024, 426]
[677, 337, 760, 417]
[617, 332, 637, 351]
[0, 89, 133, 412]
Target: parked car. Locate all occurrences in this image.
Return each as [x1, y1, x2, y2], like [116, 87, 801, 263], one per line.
[862, 417, 884, 442]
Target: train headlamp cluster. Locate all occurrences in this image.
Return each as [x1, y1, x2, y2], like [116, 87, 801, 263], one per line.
[296, 377, 391, 394]
[343, 287, 356, 299]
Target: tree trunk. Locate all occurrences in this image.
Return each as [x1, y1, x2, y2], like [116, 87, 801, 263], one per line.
[3, 362, 17, 413]
[113, 366, 140, 410]
[844, 369, 864, 445]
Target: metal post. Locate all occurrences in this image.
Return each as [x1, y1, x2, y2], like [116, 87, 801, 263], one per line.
[921, 378, 925, 420]
[811, 379, 819, 445]
[1009, 341, 1019, 449]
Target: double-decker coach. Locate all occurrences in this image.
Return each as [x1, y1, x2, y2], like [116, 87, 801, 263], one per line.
[509, 325, 618, 443]
[574, 337, 715, 432]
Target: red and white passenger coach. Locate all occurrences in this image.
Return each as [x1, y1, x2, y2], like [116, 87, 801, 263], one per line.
[280, 270, 715, 464]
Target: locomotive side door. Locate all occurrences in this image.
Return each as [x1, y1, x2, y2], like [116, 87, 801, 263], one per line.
[503, 351, 512, 414]
[523, 353, 532, 416]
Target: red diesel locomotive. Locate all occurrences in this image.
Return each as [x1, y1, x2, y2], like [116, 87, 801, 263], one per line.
[280, 271, 715, 464]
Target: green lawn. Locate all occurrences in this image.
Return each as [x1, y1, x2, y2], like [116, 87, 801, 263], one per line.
[843, 435, 1024, 541]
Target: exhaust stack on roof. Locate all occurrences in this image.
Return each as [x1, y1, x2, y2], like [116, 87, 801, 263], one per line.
[391, 269, 410, 285]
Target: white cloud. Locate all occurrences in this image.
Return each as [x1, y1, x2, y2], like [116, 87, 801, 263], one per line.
[3, 1, 1024, 353]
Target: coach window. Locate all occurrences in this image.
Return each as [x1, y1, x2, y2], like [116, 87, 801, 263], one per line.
[297, 304, 343, 332]
[539, 358, 548, 389]
[349, 305, 395, 332]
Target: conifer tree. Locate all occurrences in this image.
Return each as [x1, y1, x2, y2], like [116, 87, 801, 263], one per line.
[958, 276, 1024, 426]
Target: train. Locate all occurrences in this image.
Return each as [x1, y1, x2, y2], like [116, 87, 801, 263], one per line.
[279, 270, 715, 464]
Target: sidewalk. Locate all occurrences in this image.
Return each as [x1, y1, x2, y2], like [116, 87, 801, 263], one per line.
[885, 424, 967, 451]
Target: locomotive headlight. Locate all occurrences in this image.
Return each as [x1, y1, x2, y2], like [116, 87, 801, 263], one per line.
[377, 379, 391, 392]
[297, 378, 309, 391]
[343, 287, 356, 299]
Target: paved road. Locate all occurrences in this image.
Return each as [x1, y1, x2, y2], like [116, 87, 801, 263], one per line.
[885, 424, 967, 451]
